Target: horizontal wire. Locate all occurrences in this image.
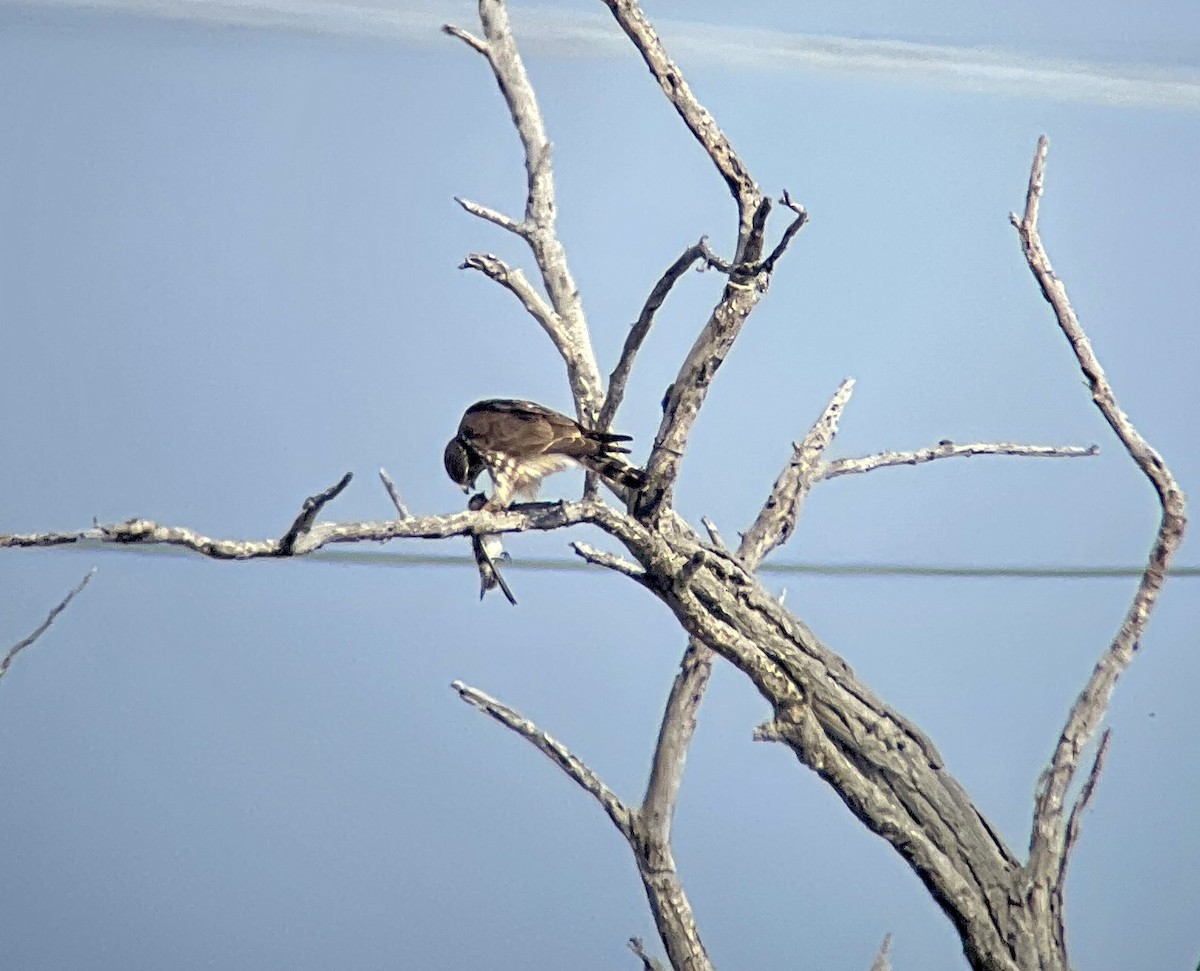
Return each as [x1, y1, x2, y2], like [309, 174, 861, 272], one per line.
[51, 539, 1200, 579]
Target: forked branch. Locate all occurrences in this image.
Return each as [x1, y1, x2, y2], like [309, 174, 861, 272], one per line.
[443, 2, 602, 421]
[639, 198, 807, 522]
[739, 378, 855, 565]
[1014, 135, 1187, 961]
[279, 472, 353, 555]
[758, 190, 808, 274]
[449, 672, 716, 971]
[452, 680, 635, 839]
[599, 236, 727, 435]
[459, 253, 558, 335]
[3, 8, 1184, 971]
[0, 495, 651, 562]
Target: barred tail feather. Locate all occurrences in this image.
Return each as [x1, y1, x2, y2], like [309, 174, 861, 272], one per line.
[578, 427, 644, 490]
[583, 455, 647, 491]
[584, 430, 634, 453]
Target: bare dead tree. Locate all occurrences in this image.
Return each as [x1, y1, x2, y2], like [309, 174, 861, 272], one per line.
[0, 3, 1185, 971]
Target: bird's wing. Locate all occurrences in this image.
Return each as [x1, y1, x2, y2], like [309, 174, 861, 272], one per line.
[459, 399, 584, 457]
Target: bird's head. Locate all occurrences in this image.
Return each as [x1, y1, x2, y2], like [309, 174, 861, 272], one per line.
[444, 437, 485, 492]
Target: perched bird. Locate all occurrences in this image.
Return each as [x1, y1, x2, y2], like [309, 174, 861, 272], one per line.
[444, 398, 647, 509]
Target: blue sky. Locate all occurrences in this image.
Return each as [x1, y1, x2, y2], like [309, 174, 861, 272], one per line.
[1, 2, 1198, 969]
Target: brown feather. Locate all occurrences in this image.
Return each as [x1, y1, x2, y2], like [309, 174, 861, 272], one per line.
[453, 398, 646, 507]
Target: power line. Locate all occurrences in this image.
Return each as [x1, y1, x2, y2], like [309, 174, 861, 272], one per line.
[61, 539, 1199, 579]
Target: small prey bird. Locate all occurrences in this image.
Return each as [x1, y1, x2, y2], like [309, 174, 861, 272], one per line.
[444, 398, 647, 509]
[467, 492, 518, 605]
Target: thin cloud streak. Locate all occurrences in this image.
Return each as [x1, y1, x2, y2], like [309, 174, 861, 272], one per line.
[24, 0, 1200, 110]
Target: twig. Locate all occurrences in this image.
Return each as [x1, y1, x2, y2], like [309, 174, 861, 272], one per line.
[700, 516, 727, 551]
[584, 236, 728, 500]
[441, 22, 486, 55]
[453, 196, 528, 238]
[627, 937, 668, 971]
[0, 569, 96, 684]
[740, 379, 855, 565]
[757, 190, 808, 275]
[641, 639, 712, 840]
[868, 932, 893, 971]
[1014, 136, 1187, 936]
[1059, 729, 1111, 884]
[639, 272, 767, 522]
[570, 542, 645, 580]
[451, 680, 634, 840]
[377, 468, 410, 519]
[598, 237, 725, 434]
[278, 473, 354, 555]
[459, 253, 558, 333]
[820, 441, 1098, 481]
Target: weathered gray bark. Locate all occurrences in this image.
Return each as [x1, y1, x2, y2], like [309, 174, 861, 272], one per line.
[1, 4, 1186, 971]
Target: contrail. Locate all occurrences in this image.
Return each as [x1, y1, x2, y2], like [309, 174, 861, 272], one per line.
[22, 0, 1200, 110]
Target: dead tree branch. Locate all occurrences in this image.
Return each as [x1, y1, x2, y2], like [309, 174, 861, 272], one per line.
[599, 237, 726, 435]
[279, 472, 353, 555]
[740, 378, 855, 564]
[634, 194, 807, 524]
[0, 495, 650, 562]
[820, 441, 1098, 481]
[868, 933, 893, 971]
[1013, 135, 1187, 966]
[1060, 728, 1110, 888]
[4, 10, 1185, 971]
[758, 190, 808, 275]
[628, 937, 668, 971]
[443, 2, 603, 421]
[639, 637, 712, 851]
[597, 0, 762, 240]
[1, 569, 96, 685]
[571, 542, 646, 581]
[450, 669, 717, 971]
[451, 680, 635, 840]
[453, 195, 528, 238]
[634, 380, 859, 971]
[459, 253, 559, 334]
[377, 468, 411, 520]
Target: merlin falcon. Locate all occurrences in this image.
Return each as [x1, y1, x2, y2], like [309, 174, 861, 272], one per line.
[444, 399, 647, 508]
